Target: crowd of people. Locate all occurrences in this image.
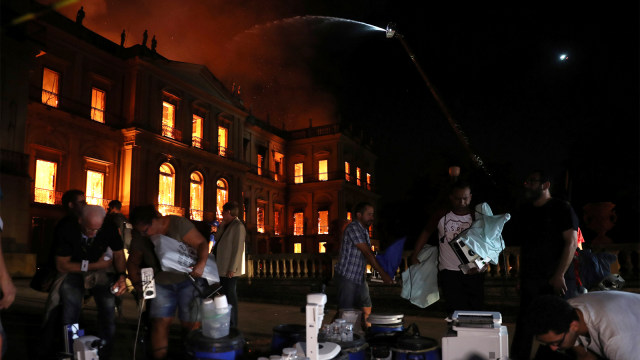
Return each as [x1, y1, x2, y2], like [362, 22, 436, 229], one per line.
[0, 167, 637, 359]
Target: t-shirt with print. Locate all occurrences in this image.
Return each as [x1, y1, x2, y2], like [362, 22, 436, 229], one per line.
[437, 211, 473, 271]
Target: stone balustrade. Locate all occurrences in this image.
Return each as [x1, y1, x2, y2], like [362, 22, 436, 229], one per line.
[246, 244, 640, 284]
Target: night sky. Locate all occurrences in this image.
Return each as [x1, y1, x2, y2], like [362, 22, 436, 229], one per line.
[43, 0, 639, 244]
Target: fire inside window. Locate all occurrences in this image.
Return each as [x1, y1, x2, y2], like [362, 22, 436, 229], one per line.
[294, 163, 304, 184]
[318, 160, 328, 181]
[218, 126, 228, 157]
[158, 163, 175, 207]
[274, 152, 284, 181]
[318, 210, 329, 234]
[216, 179, 228, 221]
[369, 224, 373, 238]
[42, 68, 59, 107]
[192, 115, 203, 148]
[257, 206, 265, 233]
[345, 161, 351, 182]
[366, 173, 372, 190]
[162, 102, 176, 138]
[85, 170, 104, 206]
[34, 159, 57, 204]
[319, 242, 327, 253]
[91, 88, 106, 123]
[293, 212, 304, 235]
[347, 212, 351, 221]
[294, 243, 302, 254]
[190, 172, 203, 221]
[356, 167, 362, 186]
[257, 154, 263, 175]
[274, 210, 281, 236]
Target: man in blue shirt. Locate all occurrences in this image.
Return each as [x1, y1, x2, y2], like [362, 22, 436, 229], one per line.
[334, 202, 393, 325]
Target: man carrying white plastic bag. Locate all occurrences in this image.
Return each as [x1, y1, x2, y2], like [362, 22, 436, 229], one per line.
[150, 234, 220, 284]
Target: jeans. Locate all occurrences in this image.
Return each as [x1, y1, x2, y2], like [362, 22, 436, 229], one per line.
[60, 273, 115, 359]
[220, 277, 238, 328]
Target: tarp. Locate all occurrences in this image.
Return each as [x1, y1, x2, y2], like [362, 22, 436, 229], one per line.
[401, 244, 439, 308]
[457, 202, 509, 264]
[375, 237, 406, 277]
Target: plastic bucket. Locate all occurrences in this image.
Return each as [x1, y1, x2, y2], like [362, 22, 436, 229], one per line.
[271, 324, 306, 354]
[391, 324, 440, 360]
[185, 328, 244, 360]
[337, 333, 368, 360]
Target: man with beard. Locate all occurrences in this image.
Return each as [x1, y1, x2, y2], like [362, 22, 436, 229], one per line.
[511, 170, 579, 360]
[334, 202, 393, 325]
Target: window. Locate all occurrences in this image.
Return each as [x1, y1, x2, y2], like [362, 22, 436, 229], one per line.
[347, 212, 351, 221]
[317, 210, 329, 234]
[293, 212, 304, 236]
[319, 242, 327, 253]
[274, 209, 281, 236]
[318, 160, 328, 181]
[294, 163, 304, 184]
[218, 126, 228, 157]
[345, 162, 351, 182]
[190, 172, 204, 221]
[257, 205, 265, 233]
[85, 170, 105, 206]
[192, 115, 203, 148]
[158, 163, 175, 207]
[162, 101, 176, 138]
[257, 154, 263, 175]
[216, 179, 228, 221]
[369, 224, 373, 238]
[357, 167, 362, 186]
[273, 152, 284, 181]
[366, 173, 372, 190]
[42, 68, 59, 107]
[294, 243, 302, 254]
[34, 159, 57, 204]
[91, 88, 106, 123]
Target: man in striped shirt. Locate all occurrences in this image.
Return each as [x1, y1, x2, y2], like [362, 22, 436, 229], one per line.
[334, 202, 394, 325]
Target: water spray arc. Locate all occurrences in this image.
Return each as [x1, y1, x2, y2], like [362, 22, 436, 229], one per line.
[385, 23, 490, 177]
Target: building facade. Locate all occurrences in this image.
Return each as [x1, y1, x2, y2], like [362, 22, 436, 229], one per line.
[0, 3, 378, 274]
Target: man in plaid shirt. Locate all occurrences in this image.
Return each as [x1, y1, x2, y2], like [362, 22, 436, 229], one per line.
[334, 202, 394, 325]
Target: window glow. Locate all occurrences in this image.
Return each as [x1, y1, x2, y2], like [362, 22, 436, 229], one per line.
[274, 210, 281, 235]
[357, 167, 362, 186]
[158, 163, 175, 207]
[318, 210, 329, 234]
[294, 212, 304, 236]
[42, 68, 59, 107]
[294, 163, 303, 183]
[192, 115, 203, 148]
[257, 154, 263, 175]
[162, 102, 175, 138]
[318, 160, 328, 181]
[190, 172, 203, 221]
[34, 159, 57, 204]
[216, 179, 228, 221]
[90, 88, 106, 123]
[218, 126, 228, 156]
[257, 205, 265, 233]
[366, 173, 372, 190]
[294, 243, 302, 254]
[274, 152, 284, 181]
[319, 242, 327, 253]
[345, 162, 351, 181]
[347, 212, 351, 221]
[85, 170, 104, 206]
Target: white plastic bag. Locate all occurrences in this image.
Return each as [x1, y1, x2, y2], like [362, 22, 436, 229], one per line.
[150, 234, 220, 284]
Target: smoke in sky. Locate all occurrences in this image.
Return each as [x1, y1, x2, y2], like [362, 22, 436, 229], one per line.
[39, 0, 385, 130]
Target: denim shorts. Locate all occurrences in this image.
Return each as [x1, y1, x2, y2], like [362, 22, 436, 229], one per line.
[150, 278, 202, 321]
[335, 272, 372, 309]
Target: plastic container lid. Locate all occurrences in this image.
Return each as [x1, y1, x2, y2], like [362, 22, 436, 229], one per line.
[282, 347, 297, 355]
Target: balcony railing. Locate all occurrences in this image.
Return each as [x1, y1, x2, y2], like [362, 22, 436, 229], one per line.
[162, 125, 182, 141]
[85, 196, 111, 209]
[190, 209, 204, 221]
[192, 136, 203, 149]
[33, 188, 62, 205]
[158, 204, 185, 216]
[290, 124, 341, 139]
[218, 146, 233, 158]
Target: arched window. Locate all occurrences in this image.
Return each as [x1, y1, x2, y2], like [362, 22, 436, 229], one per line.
[190, 171, 204, 221]
[216, 178, 228, 221]
[158, 163, 175, 207]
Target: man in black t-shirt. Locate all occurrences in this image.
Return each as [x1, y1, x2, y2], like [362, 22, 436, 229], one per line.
[511, 170, 579, 360]
[55, 205, 127, 359]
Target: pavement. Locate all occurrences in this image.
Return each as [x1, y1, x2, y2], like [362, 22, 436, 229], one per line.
[3, 278, 517, 359]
